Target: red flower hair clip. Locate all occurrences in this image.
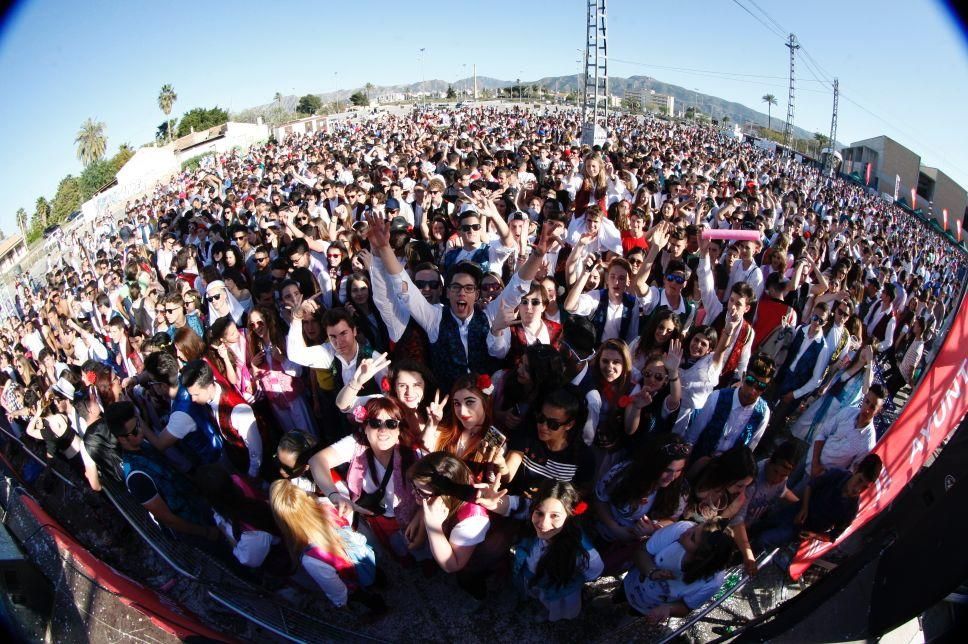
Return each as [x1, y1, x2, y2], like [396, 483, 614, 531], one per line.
[476, 374, 493, 395]
[573, 501, 589, 516]
[618, 395, 632, 409]
[380, 377, 391, 393]
[83, 371, 98, 386]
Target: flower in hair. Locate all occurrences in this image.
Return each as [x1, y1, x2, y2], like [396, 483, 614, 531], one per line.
[573, 501, 589, 516]
[618, 395, 632, 409]
[83, 371, 98, 386]
[380, 377, 391, 393]
[476, 374, 493, 395]
[351, 405, 368, 424]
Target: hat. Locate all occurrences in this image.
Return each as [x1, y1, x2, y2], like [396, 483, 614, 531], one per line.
[389, 216, 411, 234]
[51, 377, 76, 401]
[385, 197, 401, 212]
[508, 210, 528, 223]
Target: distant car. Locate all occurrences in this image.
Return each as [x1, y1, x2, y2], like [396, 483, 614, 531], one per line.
[66, 210, 82, 222]
[42, 224, 61, 238]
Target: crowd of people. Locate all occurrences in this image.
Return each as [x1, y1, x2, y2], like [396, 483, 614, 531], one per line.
[0, 103, 962, 627]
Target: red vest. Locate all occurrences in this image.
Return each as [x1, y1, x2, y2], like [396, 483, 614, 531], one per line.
[715, 315, 753, 386]
[216, 384, 258, 474]
[752, 297, 794, 352]
[508, 319, 562, 366]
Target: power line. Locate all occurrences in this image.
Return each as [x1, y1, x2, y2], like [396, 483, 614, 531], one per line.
[746, 0, 788, 35]
[729, 0, 786, 40]
[608, 58, 830, 93]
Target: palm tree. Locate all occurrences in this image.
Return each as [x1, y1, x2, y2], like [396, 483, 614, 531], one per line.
[35, 197, 50, 229]
[722, 115, 731, 128]
[158, 84, 177, 143]
[15, 208, 27, 238]
[762, 94, 777, 132]
[813, 132, 830, 156]
[273, 92, 282, 104]
[75, 118, 107, 167]
[365, 83, 374, 102]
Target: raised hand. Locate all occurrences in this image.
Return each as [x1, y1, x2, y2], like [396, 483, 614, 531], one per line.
[364, 210, 391, 249]
[353, 352, 391, 387]
[422, 496, 449, 529]
[664, 338, 683, 373]
[426, 391, 448, 428]
[490, 304, 520, 333]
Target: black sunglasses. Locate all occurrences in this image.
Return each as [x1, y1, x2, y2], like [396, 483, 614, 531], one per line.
[460, 224, 482, 233]
[535, 413, 571, 430]
[665, 273, 686, 284]
[366, 418, 401, 430]
[207, 293, 223, 303]
[414, 279, 440, 290]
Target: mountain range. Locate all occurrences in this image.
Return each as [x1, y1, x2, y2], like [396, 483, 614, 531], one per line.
[254, 74, 827, 144]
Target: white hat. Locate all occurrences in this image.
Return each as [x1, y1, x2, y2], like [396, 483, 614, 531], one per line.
[51, 377, 76, 401]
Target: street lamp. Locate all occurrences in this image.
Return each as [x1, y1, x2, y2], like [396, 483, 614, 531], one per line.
[335, 72, 339, 113]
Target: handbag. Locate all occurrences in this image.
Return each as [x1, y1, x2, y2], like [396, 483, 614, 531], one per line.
[354, 449, 394, 516]
[256, 349, 303, 405]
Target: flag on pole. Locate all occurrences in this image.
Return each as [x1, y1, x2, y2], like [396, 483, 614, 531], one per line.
[865, 162, 871, 185]
[894, 175, 901, 201]
[943, 208, 949, 231]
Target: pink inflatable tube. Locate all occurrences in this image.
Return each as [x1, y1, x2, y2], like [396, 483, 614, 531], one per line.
[701, 228, 761, 242]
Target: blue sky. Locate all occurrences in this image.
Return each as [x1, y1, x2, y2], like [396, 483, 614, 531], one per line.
[0, 0, 966, 233]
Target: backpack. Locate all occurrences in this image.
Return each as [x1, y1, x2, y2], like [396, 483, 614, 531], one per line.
[758, 324, 796, 366]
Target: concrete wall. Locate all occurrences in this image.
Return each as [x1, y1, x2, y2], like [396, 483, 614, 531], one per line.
[921, 167, 968, 229]
[81, 121, 269, 222]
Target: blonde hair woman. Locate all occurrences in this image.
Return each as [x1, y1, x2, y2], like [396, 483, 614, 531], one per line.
[269, 480, 380, 609]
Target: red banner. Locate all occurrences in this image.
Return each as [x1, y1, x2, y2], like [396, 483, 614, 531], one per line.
[790, 286, 968, 579]
[958, 220, 963, 242]
[865, 162, 871, 186]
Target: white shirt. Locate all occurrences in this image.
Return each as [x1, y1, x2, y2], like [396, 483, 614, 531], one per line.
[487, 320, 551, 359]
[864, 303, 896, 352]
[807, 406, 877, 471]
[285, 333, 386, 394]
[329, 436, 398, 518]
[571, 289, 640, 344]
[565, 216, 623, 256]
[786, 325, 833, 400]
[683, 388, 770, 454]
[727, 259, 765, 301]
[698, 256, 753, 378]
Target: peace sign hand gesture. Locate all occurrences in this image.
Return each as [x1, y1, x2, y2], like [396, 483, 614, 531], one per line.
[352, 352, 391, 389]
[426, 391, 448, 428]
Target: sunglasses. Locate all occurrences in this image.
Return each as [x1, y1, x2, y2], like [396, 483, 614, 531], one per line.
[414, 279, 440, 290]
[744, 374, 770, 391]
[207, 293, 223, 303]
[460, 224, 482, 233]
[665, 273, 686, 284]
[811, 314, 826, 323]
[535, 413, 571, 430]
[277, 460, 308, 477]
[643, 370, 668, 381]
[366, 418, 401, 430]
[481, 283, 502, 292]
[520, 297, 543, 307]
[116, 423, 141, 439]
[163, 306, 182, 314]
[233, 235, 247, 241]
[254, 255, 269, 263]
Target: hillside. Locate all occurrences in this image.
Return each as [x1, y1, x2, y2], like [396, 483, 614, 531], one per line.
[253, 73, 825, 143]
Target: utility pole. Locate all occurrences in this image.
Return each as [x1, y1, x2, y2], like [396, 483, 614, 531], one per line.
[335, 72, 339, 113]
[783, 33, 799, 147]
[473, 64, 477, 100]
[823, 78, 839, 174]
[581, 0, 608, 146]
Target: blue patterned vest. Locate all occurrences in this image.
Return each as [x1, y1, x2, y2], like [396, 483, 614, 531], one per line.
[589, 290, 637, 344]
[692, 389, 767, 461]
[777, 328, 827, 397]
[443, 244, 492, 274]
[122, 443, 212, 527]
[171, 385, 223, 466]
[430, 309, 496, 393]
